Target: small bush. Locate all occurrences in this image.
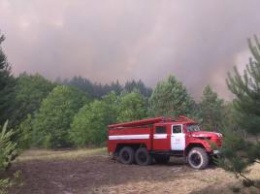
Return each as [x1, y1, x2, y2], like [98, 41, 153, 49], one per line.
[0, 121, 17, 171]
[0, 121, 19, 194]
[0, 178, 11, 194]
[0, 171, 22, 194]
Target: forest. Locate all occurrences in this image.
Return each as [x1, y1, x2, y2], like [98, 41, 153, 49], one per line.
[0, 32, 260, 192]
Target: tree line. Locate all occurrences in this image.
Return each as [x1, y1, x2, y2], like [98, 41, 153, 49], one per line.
[2, 73, 226, 149]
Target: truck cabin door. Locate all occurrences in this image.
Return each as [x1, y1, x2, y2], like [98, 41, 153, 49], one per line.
[152, 124, 171, 151]
[171, 124, 186, 151]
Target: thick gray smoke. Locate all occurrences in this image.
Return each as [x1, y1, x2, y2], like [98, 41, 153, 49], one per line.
[1, 0, 260, 99]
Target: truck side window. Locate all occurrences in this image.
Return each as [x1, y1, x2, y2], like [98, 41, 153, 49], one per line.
[173, 125, 182, 133]
[155, 126, 166, 134]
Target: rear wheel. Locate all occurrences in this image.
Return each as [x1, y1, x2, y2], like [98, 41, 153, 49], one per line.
[135, 148, 152, 166]
[188, 147, 209, 169]
[119, 147, 135, 164]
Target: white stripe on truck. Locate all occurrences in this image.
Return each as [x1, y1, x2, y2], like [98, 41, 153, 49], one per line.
[153, 134, 167, 139]
[108, 134, 150, 140]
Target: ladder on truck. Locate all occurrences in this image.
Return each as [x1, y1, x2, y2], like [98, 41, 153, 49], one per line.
[108, 115, 195, 129]
[108, 117, 172, 129]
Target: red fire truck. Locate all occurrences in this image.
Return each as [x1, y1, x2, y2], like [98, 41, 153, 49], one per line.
[107, 116, 222, 169]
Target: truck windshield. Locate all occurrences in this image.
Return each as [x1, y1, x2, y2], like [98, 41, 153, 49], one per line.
[186, 124, 200, 132]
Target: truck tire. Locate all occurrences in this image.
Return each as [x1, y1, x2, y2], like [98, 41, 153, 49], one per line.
[135, 148, 152, 166]
[119, 147, 135, 164]
[188, 147, 209, 169]
[154, 155, 170, 164]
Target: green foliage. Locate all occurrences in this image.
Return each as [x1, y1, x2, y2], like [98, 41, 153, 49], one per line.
[221, 102, 239, 130]
[199, 85, 224, 130]
[149, 75, 193, 117]
[227, 36, 260, 136]
[70, 93, 117, 146]
[12, 73, 55, 126]
[18, 115, 33, 149]
[70, 90, 148, 147]
[33, 85, 89, 148]
[0, 178, 11, 194]
[63, 76, 95, 98]
[0, 121, 17, 171]
[63, 76, 123, 99]
[12, 73, 55, 149]
[217, 128, 260, 175]
[117, 91, 147, 122]
[0, 171, 22, 194]
[124, 80, 152, 97]
[219, 36, 260, 185]
[0, 33, 15, 126]
[63, 76, 152, 99]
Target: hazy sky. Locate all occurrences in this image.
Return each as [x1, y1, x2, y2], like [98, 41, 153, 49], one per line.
[1, 0, 260, 99]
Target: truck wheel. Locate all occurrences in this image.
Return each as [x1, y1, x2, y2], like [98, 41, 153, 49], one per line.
[135, 148, 152, 166]
[188, 147, 209, 169]
[119, 147, 135, 164]
[154, 155, 170, 164]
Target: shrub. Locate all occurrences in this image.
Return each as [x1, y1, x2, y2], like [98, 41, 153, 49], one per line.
[0, 121, 17, 171]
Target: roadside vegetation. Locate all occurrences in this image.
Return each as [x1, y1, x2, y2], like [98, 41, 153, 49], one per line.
[16, 148, 106, 162]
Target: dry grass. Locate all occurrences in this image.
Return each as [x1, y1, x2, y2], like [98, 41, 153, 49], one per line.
[92, 169, 237, 194]
[15, 147, 106, 162]
[90, 164, 260, 194]
[87, 158, 260, 194]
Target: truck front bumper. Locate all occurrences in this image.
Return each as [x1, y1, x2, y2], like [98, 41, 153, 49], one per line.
[213, 150, 221, 155]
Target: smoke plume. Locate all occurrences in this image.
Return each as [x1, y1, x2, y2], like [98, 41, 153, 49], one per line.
[1, 0, 260, 99]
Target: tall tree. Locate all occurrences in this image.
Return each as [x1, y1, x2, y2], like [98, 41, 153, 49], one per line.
[33, 85, 89, 148]
[219, 36, 260, 187]
[110, 80, 123, 95]
[117, 91, 147, 122]
[227, 37, 260, 135]
[199, 85, 224, 130]
[149, 75, 193, 117]
[12, 73, 56, 126]
[69, 92, 118, 146]
[0, 32, 15, 125]
[64, 76, 93, 97]
[124, 80, 152, 97]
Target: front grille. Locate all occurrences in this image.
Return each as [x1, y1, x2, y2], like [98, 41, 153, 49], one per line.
[216, 138, 222, 147]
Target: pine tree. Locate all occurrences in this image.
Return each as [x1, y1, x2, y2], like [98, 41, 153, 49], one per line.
[0, 32, 15, 126]
[149, 75, 193, 117]
[117, 91, 147, 122]
[199, 85, 224, 131]
[227, 36, 260, 136]
[219, 36, 260, 188]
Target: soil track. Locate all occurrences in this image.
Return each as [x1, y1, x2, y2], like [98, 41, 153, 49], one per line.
[8, 153, 260, 194]
[9, 155, 195, 194]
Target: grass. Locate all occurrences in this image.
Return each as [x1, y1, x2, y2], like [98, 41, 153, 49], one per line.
[15, 147, 107, 162]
